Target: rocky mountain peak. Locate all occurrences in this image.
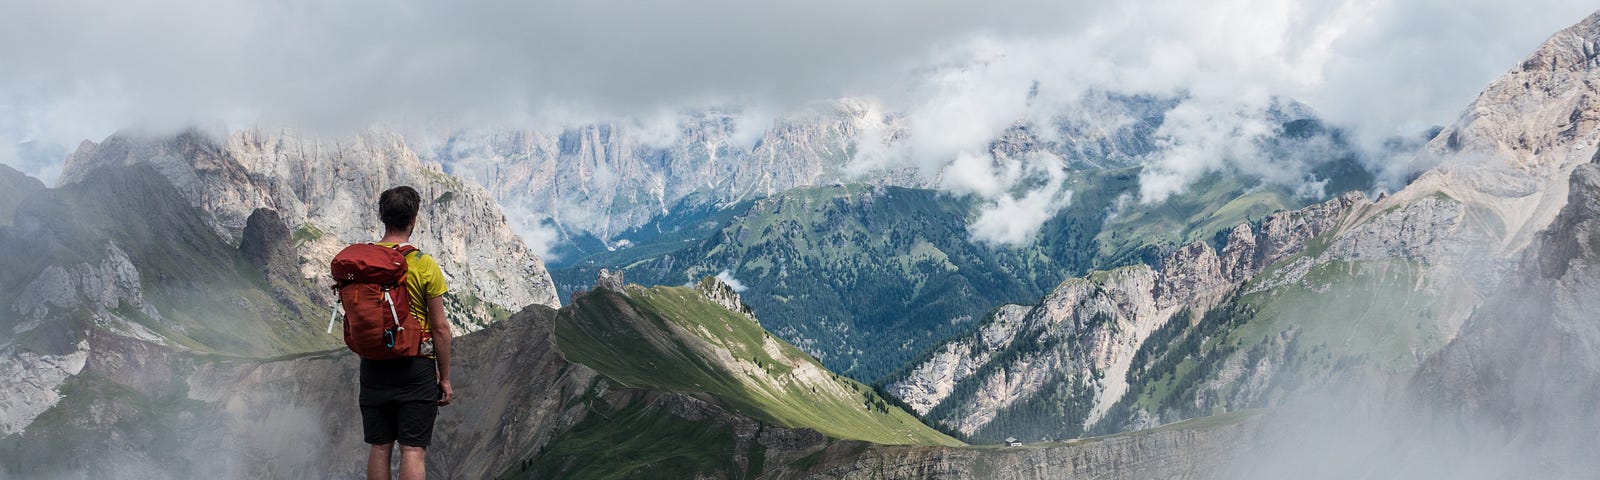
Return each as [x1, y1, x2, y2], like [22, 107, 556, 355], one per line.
[1517, 10, 1600, 81]
[1411, 9, 1600, 254]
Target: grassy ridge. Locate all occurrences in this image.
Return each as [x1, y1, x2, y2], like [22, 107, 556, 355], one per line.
[554, 285, 961, 447]
[509, 393, 742, 480]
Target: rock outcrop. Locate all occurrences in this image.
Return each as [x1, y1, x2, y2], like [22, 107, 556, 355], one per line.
[0, 341, 87, 437]
[696, 275, 756, 320]
[890, 304, 1030, 415]
[595, 268, 626, 292]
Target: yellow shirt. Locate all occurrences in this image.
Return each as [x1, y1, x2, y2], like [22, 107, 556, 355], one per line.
[376, 242, 449, 333]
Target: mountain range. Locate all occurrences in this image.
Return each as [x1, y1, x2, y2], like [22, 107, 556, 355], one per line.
[2, 7, 1600, 479]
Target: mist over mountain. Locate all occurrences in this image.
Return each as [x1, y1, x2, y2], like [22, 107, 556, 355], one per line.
[884, 7, 1600, 456]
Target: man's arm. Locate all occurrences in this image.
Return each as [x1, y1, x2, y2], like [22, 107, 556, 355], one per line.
[427, 295, 452, 406]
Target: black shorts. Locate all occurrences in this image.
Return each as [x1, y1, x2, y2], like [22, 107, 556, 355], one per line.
[359, 357, 440, 447]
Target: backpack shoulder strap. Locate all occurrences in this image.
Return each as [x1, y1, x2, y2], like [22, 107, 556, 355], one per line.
[392, 243, 421, 258]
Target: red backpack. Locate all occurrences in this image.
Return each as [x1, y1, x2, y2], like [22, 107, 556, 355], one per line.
[328, 243, 431, 359]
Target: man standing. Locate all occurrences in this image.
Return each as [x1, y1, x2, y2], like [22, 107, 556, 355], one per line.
[362, 186, 454, 480]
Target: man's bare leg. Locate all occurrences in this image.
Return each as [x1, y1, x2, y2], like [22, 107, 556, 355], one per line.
[398, 445, 427, 480]
[367, 443, 394, 480]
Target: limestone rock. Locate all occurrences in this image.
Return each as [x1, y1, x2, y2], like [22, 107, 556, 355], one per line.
[596, 268, 626, 292]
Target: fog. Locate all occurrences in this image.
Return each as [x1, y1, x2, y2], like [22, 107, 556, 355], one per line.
[1225, 162, 1600, 480]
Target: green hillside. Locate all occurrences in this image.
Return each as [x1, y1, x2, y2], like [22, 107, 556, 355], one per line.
[1095, 171, 1299, 266]
[554, 282, 961, 447]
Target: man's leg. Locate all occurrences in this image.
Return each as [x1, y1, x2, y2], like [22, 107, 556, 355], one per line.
[367, 442, 394, 480]
[362, 402, 401, 480]
[398, 445, 426, 480]
[394, 398, 438, 480]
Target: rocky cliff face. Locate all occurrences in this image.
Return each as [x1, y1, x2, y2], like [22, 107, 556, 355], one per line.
[0, 164, 350, 437]
[888, 193, 1367, 441]
[890, 304, 1030, 415]
[57, 128, 560, 332]
[891, 166, 1510, 441]
[696, 275, 757, 321]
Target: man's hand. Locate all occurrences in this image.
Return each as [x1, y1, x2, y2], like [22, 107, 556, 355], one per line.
[427, 295, 452, 407]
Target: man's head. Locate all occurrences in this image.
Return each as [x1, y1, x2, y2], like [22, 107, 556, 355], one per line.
[379, 186, 421, 234]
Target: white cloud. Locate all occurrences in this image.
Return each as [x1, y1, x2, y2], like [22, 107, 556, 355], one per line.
[962, 152, 1074, 246]
[969, 181, 1074, 247]
[1137, 97, 1278, 203]
[715, 270, 748, 293]
[500, 207, 562, 262]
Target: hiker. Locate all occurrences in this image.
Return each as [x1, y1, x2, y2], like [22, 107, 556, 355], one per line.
[331, 185, 454, 480]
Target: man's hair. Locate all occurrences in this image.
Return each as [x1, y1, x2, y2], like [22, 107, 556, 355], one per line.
[379, 186, 421, 233]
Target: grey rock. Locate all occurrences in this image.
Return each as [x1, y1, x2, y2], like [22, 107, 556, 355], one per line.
[596, 268, 626, 292]
[56, 129, 559, 334]
[696, 275, 756, 320]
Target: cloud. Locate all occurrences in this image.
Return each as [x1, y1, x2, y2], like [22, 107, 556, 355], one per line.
[0, 0, 1086, 139]
[968, 177, 1074, 246]
[498, 206, 561, 262]
[0, 0, 1593, 209]
[715, 270, 748, 293]
[1136, 97, 1280, 203]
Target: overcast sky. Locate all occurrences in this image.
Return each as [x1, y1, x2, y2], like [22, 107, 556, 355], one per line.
[1, 0, 1595, 190]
